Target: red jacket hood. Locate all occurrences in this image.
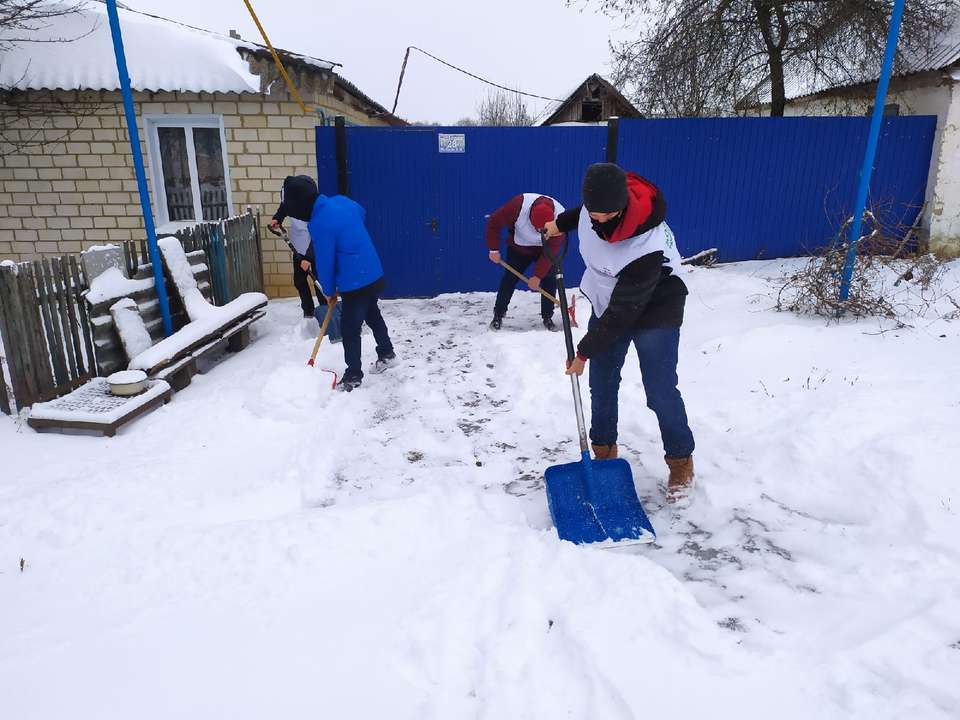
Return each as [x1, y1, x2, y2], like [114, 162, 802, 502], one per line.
[608, 172, 658, 243]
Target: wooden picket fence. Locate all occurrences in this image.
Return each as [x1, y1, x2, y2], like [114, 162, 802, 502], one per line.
[176, 210, 264, 306]
[0, 255, 97, 414]
[0, 209, 264, 414]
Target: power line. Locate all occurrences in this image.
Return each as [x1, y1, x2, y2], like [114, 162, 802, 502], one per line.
[390, 46, 563, 115]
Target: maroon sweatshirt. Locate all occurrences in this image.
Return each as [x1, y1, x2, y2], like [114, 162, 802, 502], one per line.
[485, 195, 565, 279]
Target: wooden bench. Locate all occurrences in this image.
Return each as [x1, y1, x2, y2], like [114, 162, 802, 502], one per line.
[84, 241, 267, 392]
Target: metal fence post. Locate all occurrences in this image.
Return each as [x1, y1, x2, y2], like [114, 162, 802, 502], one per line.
[838, 0, 906, 307]
[105, 0, 173, 336]
[606, 116, 620, 163]
[335, 115, 350, 196]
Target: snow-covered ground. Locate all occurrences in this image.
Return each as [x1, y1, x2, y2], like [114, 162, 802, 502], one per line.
[2, 260, 959, 719]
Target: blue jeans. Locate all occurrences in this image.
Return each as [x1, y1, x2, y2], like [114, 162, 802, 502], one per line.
[340, 285, 393, 380]
[587, 315, 695, 458]
[494, 245, 557, 319]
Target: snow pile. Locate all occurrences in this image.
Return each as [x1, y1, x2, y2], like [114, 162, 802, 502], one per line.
[86, 267, 155, 306]
[2, 260, 959, 719]
[158, 237, 212, 319]
[107, 370, 147, 385]
[110, 297, 153, 360]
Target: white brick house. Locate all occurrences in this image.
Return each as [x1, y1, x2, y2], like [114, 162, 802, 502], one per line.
[0, 2, 403, 297]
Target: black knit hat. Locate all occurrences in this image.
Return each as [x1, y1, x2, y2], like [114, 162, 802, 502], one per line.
[582, 163, 628, 213]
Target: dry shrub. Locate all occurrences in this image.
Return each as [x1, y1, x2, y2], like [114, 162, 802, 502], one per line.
[776, 224, 954, 322]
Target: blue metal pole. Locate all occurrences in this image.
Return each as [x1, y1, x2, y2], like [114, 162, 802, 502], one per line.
[838, 0, 906, 306]
[105, 0, 173, 336]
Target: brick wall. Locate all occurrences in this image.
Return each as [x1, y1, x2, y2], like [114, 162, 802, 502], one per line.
[0, 87, 389, 297]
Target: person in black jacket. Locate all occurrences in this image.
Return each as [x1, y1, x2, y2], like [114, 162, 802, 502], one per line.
[543, 162, 695, 502]
[269, 175, 323, 319]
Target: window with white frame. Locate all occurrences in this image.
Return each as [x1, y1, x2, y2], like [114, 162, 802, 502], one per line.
[144, 115, 233, 226]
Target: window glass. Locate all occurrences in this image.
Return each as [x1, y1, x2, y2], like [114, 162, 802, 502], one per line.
[192, 127, 229, 221]
[157, 126, 194, 221]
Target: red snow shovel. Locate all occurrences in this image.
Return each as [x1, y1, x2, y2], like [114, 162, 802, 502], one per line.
[541, 231, 655, 546]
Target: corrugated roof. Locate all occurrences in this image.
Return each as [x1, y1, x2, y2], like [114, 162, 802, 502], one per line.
[760, 11, 960, 103]
[0, 1, 338, 94]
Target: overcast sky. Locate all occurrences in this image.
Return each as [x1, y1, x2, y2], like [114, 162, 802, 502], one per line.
[123, 0, 634, 123]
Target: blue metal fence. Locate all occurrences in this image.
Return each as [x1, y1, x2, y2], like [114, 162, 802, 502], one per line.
[317, 116, 936, 298]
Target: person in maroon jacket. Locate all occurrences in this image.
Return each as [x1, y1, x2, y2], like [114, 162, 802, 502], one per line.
[543, 163, 695, 503]
[485, 194, 565, 331]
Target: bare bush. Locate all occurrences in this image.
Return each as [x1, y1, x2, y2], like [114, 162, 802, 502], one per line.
[1, 1, 101, 156]
[586, 0, 955, 117]
[776, 224, 954, 322]
[476, 89, 531, 127]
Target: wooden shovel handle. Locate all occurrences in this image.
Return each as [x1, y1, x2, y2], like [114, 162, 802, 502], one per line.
[497, 259, 559, 306]
[307, 298, 336, 366]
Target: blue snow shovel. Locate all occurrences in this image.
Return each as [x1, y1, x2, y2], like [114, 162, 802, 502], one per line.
[269, 223, 343, 342]
[542, 231, 655, 546]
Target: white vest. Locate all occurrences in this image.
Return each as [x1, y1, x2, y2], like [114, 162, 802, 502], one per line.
[578, 209, 684, 317]
[513, 193, 565, 247]
[288, 217, 311, 255]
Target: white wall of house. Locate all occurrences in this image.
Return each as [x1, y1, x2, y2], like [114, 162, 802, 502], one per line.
[780, 73, 960, 256]
[929, 81, 960, 251]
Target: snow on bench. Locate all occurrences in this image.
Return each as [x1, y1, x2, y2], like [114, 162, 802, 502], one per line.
[110, 297, 153, 360]
[127, 294, 267, 374]
[158, 236, 267, 325]
[116, 238, 267, 376]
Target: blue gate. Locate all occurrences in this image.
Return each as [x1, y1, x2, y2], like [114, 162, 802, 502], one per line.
[316, 117, 936, 298]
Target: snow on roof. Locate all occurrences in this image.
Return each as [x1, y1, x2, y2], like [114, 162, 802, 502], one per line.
[0, 1, 337, 94]
[757, 11, 960, 103]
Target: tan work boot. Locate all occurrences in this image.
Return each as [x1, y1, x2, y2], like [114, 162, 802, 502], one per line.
[592, 443, 618, 460]
[665, 455, 694, 503]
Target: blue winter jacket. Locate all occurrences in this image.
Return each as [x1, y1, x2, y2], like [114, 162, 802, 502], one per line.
[307, 195, 384, 296]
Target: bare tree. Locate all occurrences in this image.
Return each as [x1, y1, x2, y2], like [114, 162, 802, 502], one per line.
[590, 0, 955, 117]
[476, 89, 531, 126]
[1, 1, 99, 156]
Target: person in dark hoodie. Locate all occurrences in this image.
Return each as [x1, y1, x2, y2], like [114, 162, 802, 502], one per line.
[269, 176, 325, 321]
[485, 193, 565, 331]
[543, 162, 695, 502]
[307, 191, 396, 392]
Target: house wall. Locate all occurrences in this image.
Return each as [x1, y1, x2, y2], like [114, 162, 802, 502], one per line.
[776, 71, 959, 257]
[0, 86, 390, 297]
[929, 81, 960, 252]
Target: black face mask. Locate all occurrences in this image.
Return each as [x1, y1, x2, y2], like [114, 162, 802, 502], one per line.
[590, 211, 623, 240]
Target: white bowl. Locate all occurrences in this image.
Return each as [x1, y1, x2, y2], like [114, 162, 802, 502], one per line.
[107, 370, 148, 396]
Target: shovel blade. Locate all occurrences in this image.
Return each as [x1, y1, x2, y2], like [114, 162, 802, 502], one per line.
[545, 456, 655, 546]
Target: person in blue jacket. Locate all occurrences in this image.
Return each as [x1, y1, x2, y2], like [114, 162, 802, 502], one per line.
[308, 193, 396, 391]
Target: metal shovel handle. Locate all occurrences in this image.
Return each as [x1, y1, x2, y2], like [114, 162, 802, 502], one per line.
[542, 230, 590, 454]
